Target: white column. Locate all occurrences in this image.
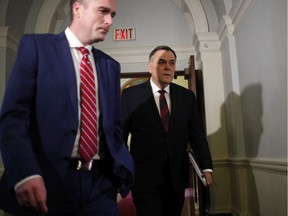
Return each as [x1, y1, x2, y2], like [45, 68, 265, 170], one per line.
[193, 31, 228, 159]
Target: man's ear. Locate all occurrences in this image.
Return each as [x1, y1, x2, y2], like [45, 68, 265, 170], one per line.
[147, 63, 152, 74]
[73, 1, 83, 18]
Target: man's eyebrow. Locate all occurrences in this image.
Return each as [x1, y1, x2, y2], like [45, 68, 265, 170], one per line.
[158, 58, 176, 62]
[99, 6, 116, 17]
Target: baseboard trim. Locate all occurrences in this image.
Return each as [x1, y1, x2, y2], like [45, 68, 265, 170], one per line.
[209, 214, 232, 216]
[213, 158, 287, 174]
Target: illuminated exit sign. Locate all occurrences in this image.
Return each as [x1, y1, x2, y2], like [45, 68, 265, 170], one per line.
[114, 28, 136, 41]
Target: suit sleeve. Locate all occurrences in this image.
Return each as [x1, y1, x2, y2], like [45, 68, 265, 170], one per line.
[120, 89, 130, 147]
[0, 35, 42, 189]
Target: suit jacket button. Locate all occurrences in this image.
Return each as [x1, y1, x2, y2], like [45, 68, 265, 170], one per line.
[72, 130, 76, 135]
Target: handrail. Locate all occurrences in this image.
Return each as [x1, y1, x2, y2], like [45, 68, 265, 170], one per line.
[187, 149, 210, 216]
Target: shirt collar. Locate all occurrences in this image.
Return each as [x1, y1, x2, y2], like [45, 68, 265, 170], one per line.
[150, 79, 170, 94]
[65, 27, 93, 53]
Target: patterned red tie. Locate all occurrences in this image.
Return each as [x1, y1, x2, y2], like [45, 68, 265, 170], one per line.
[78, 47, 98, 161]
[159, 90, 170, 132]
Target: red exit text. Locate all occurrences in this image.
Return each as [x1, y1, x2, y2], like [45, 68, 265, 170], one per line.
[114, 28, 136, 41]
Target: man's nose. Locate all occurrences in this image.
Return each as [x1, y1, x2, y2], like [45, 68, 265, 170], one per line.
[105, 15, 113, 26]
[165, 62, 174, 69]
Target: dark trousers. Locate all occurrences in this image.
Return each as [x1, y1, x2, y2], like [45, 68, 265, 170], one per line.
[20, 162, 119, 216]
[132, 162, 185, 216]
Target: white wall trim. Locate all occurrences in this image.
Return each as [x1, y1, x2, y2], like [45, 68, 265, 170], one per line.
[214, 158, 287, 175]
[231, 207, 252, 216]
[249, 158, 288, 174]
[229, 0, 257, 35]
[35, 0, 63, 33]
[184, 0, 208, 32]
[216, 0, 257, 46]
[0, 26, 20, 52]
[102, 45, 195, 72]
[102, 45, 194, 62]
[192, 31, 221, 65]
[171, 0, 195, 36]
[217, 15, 235, 44]
[171, 0, 208, 34]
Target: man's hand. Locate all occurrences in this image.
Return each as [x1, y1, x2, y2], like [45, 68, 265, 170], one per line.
[15, 177, 48, 214]
[203, 171, 212, 186]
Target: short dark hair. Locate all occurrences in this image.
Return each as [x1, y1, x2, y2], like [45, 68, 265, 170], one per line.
[70, 0, 76, 21]
[149, 45, 177, 61]
[70, 0, 86, 21]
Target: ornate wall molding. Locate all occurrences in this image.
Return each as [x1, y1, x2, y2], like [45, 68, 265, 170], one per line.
[103, 44, 195, 72]
[171, 0, 208, 34]
[183, 0, 208, 32]
[217, 0, 257, 46]
[0, 26, 20, 52]
[35, 0, 67, 33]
[214, 157, 287, 175]
[192, 31, 221, 65]
[0, 0, 9, 26]
[229, 0, 257, 35]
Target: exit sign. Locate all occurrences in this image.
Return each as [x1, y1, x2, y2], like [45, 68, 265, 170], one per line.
[114, 28, 136, 41]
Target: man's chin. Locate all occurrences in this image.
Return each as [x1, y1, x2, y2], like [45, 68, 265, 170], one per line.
[93, 36, 106, 43]
[162, 76, 173, 83]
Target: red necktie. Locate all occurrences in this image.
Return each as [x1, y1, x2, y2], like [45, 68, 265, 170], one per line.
[159, 90, 170, 132]
[78, 47, 98, 161]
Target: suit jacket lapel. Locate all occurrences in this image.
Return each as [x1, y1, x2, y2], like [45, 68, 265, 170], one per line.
[54, 32, 78, 122]
[168, 83, 177, 128]
[143, 80, 166, 131]
[92, 48, 104, 95]
[91, 48, 105, 112]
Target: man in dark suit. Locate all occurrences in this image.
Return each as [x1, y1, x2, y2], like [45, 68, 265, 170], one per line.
[121, 45, 213, 216]
[0, 0, 134, 215]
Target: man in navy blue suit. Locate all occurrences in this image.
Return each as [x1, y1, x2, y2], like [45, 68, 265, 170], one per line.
[121, 46, 213, 216]
[0, 0, 134, 215]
